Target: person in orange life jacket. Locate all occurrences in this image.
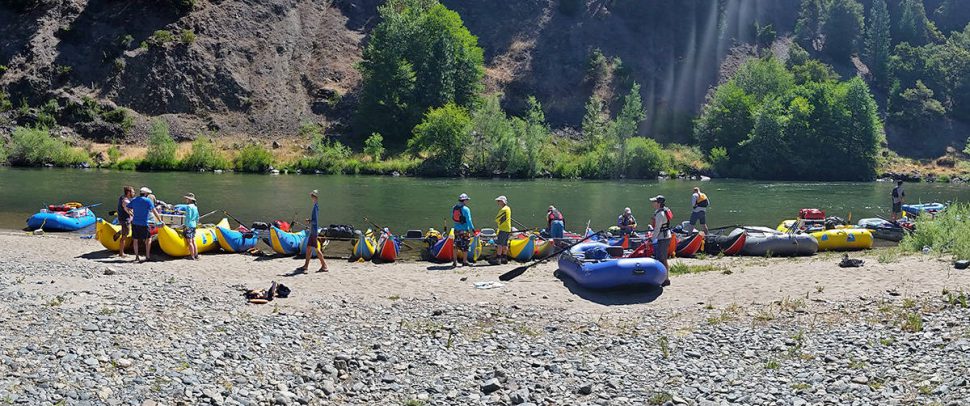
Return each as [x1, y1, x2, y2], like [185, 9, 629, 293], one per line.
[651, 195, 673, 287]
[547, 206, 565, 239]
[451, 193, 474, 267]
[690, 186, 710, 233]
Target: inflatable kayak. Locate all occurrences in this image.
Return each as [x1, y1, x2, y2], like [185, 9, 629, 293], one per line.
[741, 227, 818, 257]
[627, 235, 678, 258]
[267, 226, 307, 255]
[704, 228, 747, 256]
[27, 203, 96, 231]
[902, 202, 945, 217]
[856, 218, 906, 242]
[158, 218, 229, 257]
[430, 229, 455, 262]
[94, 218, 159, 252]
[353, 231, 376, 261]
[299, 230, 323, 258]
[534, 237, 556, 259]
[674, 232, 705, 257]
[215, 226, 260, 253]
[812, 228, 873, 251]
[558, 242, 668, 289]
[467, 232, 484, 262]
[375, 231, 400, 262]
[509, 234, 536, 262]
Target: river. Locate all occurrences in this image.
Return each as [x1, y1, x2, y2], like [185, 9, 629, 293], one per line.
[1, 167, 966, 233]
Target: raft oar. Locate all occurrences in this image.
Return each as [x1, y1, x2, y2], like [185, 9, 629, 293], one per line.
[223, 210, 247, 228]
[68, 203, 101, 213]
[498, 230, 604, 282]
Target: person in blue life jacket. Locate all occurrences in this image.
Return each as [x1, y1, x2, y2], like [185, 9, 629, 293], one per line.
[452, 193, 474, 268]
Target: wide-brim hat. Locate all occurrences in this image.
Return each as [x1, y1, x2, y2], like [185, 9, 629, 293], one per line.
[650, 195, 666, 203]
[310, 190, 319, 197]
[183, 193, 196, 202]
[139, 187, 152, 195]
[495, 195, 507, 203]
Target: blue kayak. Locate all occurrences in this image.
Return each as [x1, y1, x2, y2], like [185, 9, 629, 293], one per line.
[26, 207, 96, 231]
[902, 202, 945, 217]
[215, 227, 260, 253]
[264, 226, 307, 255]
[557, 242, 668, 289]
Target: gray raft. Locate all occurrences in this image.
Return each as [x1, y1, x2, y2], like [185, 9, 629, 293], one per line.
[741, 227, 819, 257]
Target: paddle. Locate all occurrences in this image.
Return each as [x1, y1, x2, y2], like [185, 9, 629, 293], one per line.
[68, 202, 101, 213]
[223, 210, 247, 227]
[498, 230, 604, 282]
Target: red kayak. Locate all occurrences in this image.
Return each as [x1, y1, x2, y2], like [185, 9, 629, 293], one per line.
[376, 231, 400, 262]
[674, 232, 705, 257]
[627, 233, 678, 258]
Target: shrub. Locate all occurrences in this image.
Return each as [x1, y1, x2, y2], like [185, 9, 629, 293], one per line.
[294, 140, 353, 173]
[180, 29, 196, 44]
[181, 136, 229, 170]
[0, 91, 12, 112]
[901, 203, 970, 260]
[623, 137, 670, 178]
[0, 142, 7, 164]
[364, 132, 385, 161]
[234, 143, 274, 173]
[586, 48, 609, 83]
[101, 107, 134, 132]
[359, 156, 421, 175]
[140, 119, 179, 170]
[7, 127, 89, 167]
[112, 158, 138, 171]
[149, 30, 175, 46]
[106, 145, 121, 165]
[36, 99, 59, 129]
[408, 103, 471, 176]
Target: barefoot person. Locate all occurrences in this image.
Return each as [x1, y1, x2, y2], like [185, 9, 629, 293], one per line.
[451, 193, 474, 267]
[129, 187, 162, 263]
[299, 190, 327, 273]
[493, 196, 511, 264]
[180, 193, 200, 260]
[650, 195, 673, 287]
[116, 186, 134, 257]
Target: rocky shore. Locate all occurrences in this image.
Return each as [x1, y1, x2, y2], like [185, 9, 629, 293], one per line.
[1, 232, 969, 405]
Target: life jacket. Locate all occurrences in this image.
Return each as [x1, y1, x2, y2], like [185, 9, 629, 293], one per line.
[695, 192, 709, 208]
[655, 207, 673, 233]
[452, 204, 466, 223]
[548, 210, 563, 222]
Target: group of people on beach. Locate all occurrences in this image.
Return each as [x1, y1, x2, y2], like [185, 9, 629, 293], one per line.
[115, 185, 199, 263]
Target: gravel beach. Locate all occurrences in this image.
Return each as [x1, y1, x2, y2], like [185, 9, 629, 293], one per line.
[2, 231, 969, 405]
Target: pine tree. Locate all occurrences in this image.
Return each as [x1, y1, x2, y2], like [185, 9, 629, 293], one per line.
[864, 0, 891, 86]
[894, 0, 932, 46]
[822, 0, 864, 61]
[612, 83, 645, 177]
[795, 0, 826, 50]
[581, 95, 607, 150]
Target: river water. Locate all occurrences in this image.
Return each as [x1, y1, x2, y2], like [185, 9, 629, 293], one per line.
[1, 167, 966, 232]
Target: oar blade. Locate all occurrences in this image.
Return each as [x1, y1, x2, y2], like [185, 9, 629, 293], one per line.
[498, 265, 530, 281]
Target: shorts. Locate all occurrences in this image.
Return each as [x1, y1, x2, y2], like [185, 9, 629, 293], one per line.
[892, 202, 902, 214]
[496, 230, 510, 247]
[455, 231, 471, 251]
[654, 238, 671, 264]
[183, 227, 196, 240]
[308, 233, 320, 252]
[132, 225, 150, 240]
[119, 222, 131, 237]
[689, 211, 707, 225]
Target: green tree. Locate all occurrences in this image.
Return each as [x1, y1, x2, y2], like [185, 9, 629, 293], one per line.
[181, 135, 228, 170]
[141, 119, 178, 170]
[732, 57, 795, 102]
[612, 83, 645, 177]
[790, 60, 840, 84]
[694, 81, 756, 155]
[515, 96, 549, 178]
[357, 0, 484, 145]
[864, 0, 892, 86]
[934, 0, 970, 34]
[469, 93, 515, 175]
[890, 80, 946, 128]
[623, 137, 670, 178]
[795, 0, 826, 50]
[234, 144, 274, 173]
[409, 103, 471, 175]
[894, 0, 935, 46]
[364, 133, 385, 162]
[822, 0, 864, 60]
[786, 42, 811, 68]
[581, 94, 609, 150]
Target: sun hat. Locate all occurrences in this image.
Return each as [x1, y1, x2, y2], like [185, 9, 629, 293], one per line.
[458, 193, 470, 201]
[548, 205, 556, 211]
[624, 207, 632, 214]
[495, 196, 507, 203]
[183, 192, 196, 202]
[139, 187, 152, 195]
[310, 190, 319, 197]
[650, 195, 666, 203]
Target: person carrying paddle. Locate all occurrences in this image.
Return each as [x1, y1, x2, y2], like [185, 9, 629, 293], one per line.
[689, 186, 710, 233]
[651, 195, 673, 287]
[493, 196, 511, 264]
[299, 190, 327, 273]
[129, 187, 162, 263]
[179, 193, 200, 260]
[617, 207, 637, 236]
[452, 193, 474, 267]
[891, 180, 905, 221]
[116, 186, 134, 258]
[547, 205, 565, 239]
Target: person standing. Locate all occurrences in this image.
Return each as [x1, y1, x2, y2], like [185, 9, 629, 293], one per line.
[891, 180, 905, 221]
[299, 190, 328, 273]
[451, 193, 474, 267]
[547, 205, 565, 239]
[650, 195, 673, 287]
[493, 196, 511, 264]
[128, 187, 162, 263]
[116, 186, 134, 257]
[689, 187, 710, 233]
[179, 193, 200, 260]
[617, 207, 637, 236]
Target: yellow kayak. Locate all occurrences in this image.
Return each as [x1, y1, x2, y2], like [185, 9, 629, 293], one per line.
[95, 219, 131, 252]
[158, 218, 229, 257]
[811, 228, 873, 251]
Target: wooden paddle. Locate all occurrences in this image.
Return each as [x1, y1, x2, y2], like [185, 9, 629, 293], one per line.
[498, 230, 604, 282]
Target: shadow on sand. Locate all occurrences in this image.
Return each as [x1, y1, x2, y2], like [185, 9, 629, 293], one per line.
[555, 270, 664, 306]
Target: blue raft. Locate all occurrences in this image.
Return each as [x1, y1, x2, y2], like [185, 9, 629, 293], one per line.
[215, 227, 260, 253]
[26, 208, 96, 231]
[902, 202, 946, 217]
[557, 242, 668, 289]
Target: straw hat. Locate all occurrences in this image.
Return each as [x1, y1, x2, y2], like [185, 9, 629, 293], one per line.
[183, 192, 196, 202]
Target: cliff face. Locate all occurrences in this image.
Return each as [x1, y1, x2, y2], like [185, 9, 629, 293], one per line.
[0, 0, 798, 143]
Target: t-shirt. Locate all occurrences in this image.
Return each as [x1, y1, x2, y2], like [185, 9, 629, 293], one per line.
[892, 186, 905, 204]
[178, 204, 199, 228]
[652, 208, 672, 242]
[495, 206, 512, 232]
[128, 196, 155, 227]
[117, 196, 132, 223]
[310, 202, 319, 230]
[454, 205, 474, 231]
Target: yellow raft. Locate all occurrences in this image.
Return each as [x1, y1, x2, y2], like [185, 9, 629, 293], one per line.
[158, 218, 229, 257]
[95, 219, 132, 252]
[777, 220, 873, 251]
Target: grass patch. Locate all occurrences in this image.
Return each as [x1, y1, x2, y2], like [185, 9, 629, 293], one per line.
[668, 262, 723, 275]
[658, 335, 670, 359]
[901, 312, 923, 332]
[791, 382, 810, 391]
[765, 359, 780, 369]
[648, 392, 673, 405]
[876, 248, 900, 264]
[901, 203, 970, 260]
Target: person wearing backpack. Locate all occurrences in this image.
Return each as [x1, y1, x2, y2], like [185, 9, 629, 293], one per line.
[451, 193, 474, 267]
[651, 195, 673, 287]
[689, 186, 710, 233]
